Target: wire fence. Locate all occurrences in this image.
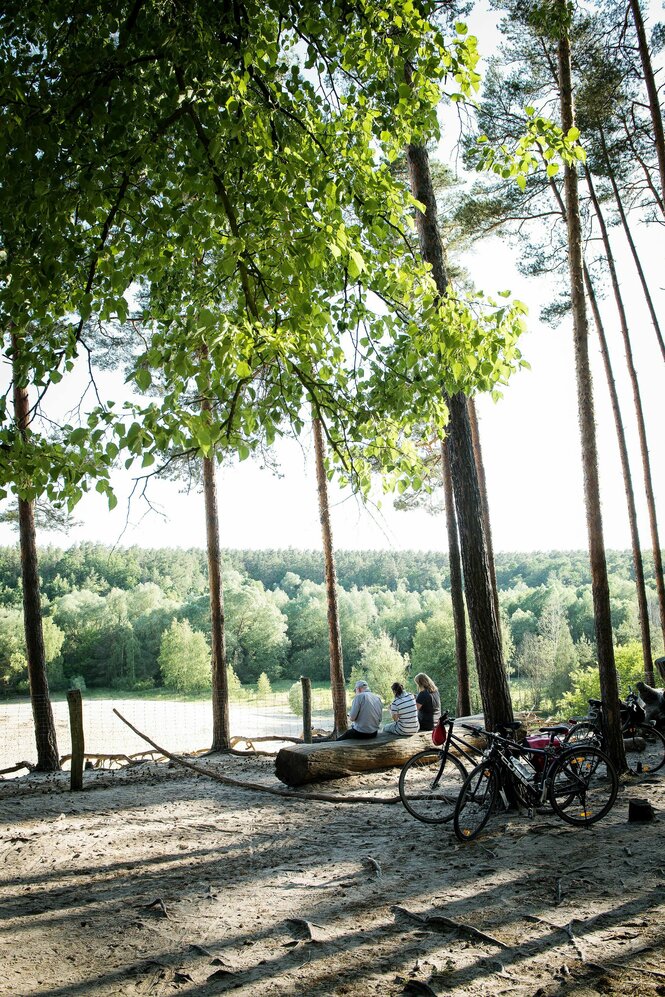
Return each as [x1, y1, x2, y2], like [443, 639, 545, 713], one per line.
[0, 690, 337, 775]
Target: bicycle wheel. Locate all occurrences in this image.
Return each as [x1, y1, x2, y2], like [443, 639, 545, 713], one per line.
[549, 746, 618, 827]
[563, 722, 602, 748]
[453, 761, 499, 842]
[398, 749, 467, 824]
[623, 723, 665, 775]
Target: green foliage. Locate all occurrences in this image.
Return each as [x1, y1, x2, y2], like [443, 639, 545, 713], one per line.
[158, 619, 211, 693]
[288, 681, 303, 717]
[257, 672, 272, 697]
[557, 642, 645, 716]
[349, 632, 408, 704]
[0, 607, 65, 693]
[410, 610, 459, 710]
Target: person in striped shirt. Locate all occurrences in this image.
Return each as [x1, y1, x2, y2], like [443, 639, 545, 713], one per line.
[383, 682, 419, 736]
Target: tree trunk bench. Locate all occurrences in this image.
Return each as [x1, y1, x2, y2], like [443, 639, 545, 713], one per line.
[274, 715, 487, 787]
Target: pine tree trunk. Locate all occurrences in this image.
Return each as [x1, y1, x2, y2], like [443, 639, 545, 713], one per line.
[620, 114, 665, 217]
[584, 266, 655, 684]
[11, 336, 60, 771]
[628, 0, 665, 208]
[599, 127, 665, 363]
[557, 22, 626, 772]
[585, 166, 665, 659]
[312, 416, 347, 735]
[406, 142, 512, 729]
[468, 398, 501, 634]
[203, 449, 230, 751]
[441, 437, 471, 716]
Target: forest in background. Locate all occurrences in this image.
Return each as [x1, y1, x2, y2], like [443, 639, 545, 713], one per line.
[0, 543, 661, 714]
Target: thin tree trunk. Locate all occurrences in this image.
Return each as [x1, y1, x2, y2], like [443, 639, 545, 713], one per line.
[468, 397, 501, 636]
[557, 21, 625, 772]
[583, 266, 655, 684]
[628, 0, 665, 208]
[545, 170, 654, 681]
[441, 437, 471, 716]
[585, 166, 665, 655]
[406, 142, 512, 729]
[620, 114, 665, 217]
[312, 415, 347, 735]
[599, 127, 665, 363]
[202, 443, 230, 751]
[11, 334, 59, 771]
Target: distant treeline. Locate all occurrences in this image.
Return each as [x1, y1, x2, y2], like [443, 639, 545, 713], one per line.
[0, 544, 661, 709]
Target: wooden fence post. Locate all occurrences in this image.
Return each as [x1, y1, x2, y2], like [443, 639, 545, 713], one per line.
[300, 676, 312, 743]
[67, 689, 84, 791]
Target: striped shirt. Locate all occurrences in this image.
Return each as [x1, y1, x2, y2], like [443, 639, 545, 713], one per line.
[389, 692, 420, 735]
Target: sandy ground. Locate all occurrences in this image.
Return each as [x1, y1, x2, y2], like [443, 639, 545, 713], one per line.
[0, 752, 664, 997]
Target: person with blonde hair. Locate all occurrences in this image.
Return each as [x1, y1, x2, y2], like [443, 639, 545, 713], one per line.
[413, 672, 441, 732]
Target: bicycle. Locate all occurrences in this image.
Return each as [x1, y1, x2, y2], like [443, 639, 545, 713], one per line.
[453, 721, 619, 842]
[564, 688, 665, 774]
[398, 712, 485, 824]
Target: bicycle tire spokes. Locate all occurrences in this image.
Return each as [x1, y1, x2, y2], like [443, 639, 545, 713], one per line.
[549, 747, 618, 826]
[398, 749, 467, 824]
[453, 762, 498, 841]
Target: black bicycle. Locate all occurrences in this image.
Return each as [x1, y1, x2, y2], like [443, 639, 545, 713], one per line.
[398, 712, 485, 824]
[453, 721, 619, 842]
[565, 689, 665, 775]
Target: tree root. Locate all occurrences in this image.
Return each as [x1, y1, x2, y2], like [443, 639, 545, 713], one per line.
[113, 709, 401, 806]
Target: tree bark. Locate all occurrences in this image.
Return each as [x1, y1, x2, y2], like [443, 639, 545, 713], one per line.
[441, 437, 470, 716]
[468, 397, 501, 634]
[585, 166, 665, 659]
[598, 127, 665, 364]
[406, 142, 512, 730]
[583, 265, 655, 684]
[628, 0, 665, 209]
[312, 415, 347, 735]
[557, 22, 625, 772]
[202, 447, 230, 751]
[11, 334, 60, 771]
[275, 718, 486, 786]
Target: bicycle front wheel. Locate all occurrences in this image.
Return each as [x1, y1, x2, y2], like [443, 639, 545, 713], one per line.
[453, 761, 499, 842]
[398, 749, 467, 824]
[549, 746, 618, 827]
[622, 723, 665, 774]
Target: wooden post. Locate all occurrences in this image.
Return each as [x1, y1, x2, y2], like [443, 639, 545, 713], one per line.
[301, 676, 312, 744]
[67, 689, 84, 791]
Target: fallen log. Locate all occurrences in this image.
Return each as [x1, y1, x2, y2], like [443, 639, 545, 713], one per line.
[274, 715, 489, 787]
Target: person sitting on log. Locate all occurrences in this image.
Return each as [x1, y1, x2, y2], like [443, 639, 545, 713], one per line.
[383, 682, 420, 736]
[414, 672, 441, 732]
[337, 680, 383, 740]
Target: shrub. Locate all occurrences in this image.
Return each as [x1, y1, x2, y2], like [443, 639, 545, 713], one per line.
[257, 672, 272, 697]
[288, 681, 303, 716]
[69, 675, 86, 692]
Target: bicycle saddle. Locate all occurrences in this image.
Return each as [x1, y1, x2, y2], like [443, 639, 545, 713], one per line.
[539, 725, 569, 735]
[496, 720, 522, 731]
[588, 698, 602, 707]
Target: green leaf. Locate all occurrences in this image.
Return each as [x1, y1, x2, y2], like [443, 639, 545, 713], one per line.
[135, 368, 152, 391]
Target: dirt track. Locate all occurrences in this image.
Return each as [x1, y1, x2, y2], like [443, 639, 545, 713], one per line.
[1, 755, 664, 996]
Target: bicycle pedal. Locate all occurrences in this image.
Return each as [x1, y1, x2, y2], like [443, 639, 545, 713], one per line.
[527, 808, 534, 819]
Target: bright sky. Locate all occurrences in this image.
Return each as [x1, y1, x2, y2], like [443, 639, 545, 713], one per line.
[2, 4, 663, 557]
